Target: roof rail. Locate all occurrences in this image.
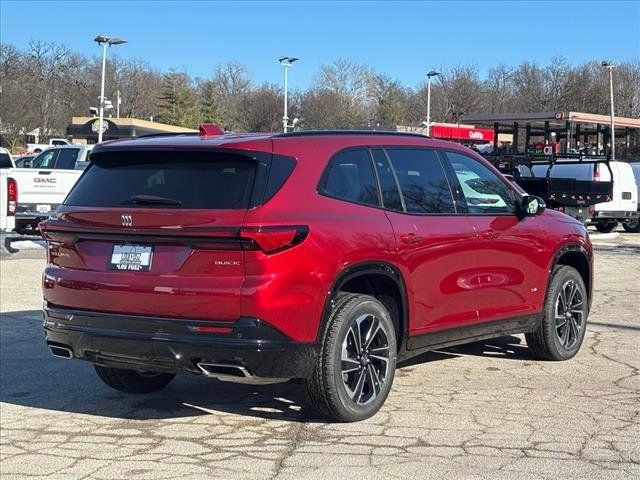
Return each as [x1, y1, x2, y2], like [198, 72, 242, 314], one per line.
[136, 132, 200, 139]
[275, 130, 430, 138]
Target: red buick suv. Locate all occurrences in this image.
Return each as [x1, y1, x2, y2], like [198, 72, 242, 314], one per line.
[41, 127, 593, 422]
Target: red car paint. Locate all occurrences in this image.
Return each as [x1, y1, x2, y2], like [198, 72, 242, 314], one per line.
[40, 131, 593, 347]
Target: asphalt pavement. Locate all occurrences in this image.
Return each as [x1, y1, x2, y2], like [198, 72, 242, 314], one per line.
[1, 229, 638, 479]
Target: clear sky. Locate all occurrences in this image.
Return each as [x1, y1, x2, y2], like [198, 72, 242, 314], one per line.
[1, 0, 639, 89]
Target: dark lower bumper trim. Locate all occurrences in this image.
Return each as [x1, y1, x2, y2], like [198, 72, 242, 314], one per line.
[43, 305, 319, 379]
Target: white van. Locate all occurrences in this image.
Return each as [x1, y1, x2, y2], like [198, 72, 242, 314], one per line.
[592, 161, 639, 233]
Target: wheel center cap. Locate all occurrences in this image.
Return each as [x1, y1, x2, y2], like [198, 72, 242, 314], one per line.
[360, 353, 370, 366]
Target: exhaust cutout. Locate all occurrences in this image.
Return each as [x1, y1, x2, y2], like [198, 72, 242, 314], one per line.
[48, 345, 73, 359]
[197, 362, 250, 378]
[196, 362, 289, 385]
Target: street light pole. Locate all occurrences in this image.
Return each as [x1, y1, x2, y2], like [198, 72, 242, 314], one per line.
[94, 35, 127, 143]
[602, 61, 616, 160]
[426, 70, 441, 137]
[278, 56, 298, 133]
[98, 41, 108, 143]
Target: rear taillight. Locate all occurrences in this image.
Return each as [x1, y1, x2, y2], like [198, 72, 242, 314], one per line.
[593, 169, 600, 181]
[588, 207, 595, 217]
[240, 226, 309, 254]
[7, 177, 17, 216]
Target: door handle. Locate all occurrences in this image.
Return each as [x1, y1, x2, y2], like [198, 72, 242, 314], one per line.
[38, 171, 52, 175]
[400, 233, 424, 244]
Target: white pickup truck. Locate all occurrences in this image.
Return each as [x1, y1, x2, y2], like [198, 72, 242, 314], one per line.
[0, 148, 17, 238]
[10, 145, 92, 234]
[25, 138, 72, 154]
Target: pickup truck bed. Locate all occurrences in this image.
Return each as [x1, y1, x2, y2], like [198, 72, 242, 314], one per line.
[516, 177, 612, 208]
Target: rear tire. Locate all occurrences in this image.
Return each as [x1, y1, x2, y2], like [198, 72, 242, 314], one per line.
[304, 293, 397, 422]
[622, 217, 640, 233]
[526, 266, 588, 361]
[94, 366, 175, 393]
[595, 220, 617, 233]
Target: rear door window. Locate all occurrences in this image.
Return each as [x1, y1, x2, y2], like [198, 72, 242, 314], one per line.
[64, 150, 257, 209]
[320, 148, 379, 207]
[370, 149, 403, 211]
[385, 148, 455, 214]
[55, 149, 80, 169]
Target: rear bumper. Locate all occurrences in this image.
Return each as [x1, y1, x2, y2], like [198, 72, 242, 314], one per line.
[43, 304, 319, 379]
[593, 210, 639, 221]
[16, 203, 59, 221]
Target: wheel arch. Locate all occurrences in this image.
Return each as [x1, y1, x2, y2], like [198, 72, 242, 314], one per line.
[549, 244, 593, 311]
[318, 261, 409, 349]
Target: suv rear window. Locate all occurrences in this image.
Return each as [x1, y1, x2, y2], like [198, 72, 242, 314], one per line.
[64, 150, 257, 209]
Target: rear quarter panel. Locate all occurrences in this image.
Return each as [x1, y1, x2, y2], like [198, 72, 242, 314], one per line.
[240, 137, 399, 342]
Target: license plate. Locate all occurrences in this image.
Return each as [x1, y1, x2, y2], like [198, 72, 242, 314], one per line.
[36, 204, 51, 213]
[108, 244, 153, 271]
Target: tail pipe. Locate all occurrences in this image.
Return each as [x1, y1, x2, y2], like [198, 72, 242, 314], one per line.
[196, 362, 250, 378]
[48, 344, 73, 359]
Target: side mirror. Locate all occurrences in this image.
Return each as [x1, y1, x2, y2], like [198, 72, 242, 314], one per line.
[520, 195, 546, 216]
[23, 160, 32, 168]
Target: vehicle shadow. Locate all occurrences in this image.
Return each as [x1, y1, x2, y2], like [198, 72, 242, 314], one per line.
[1, 310, 530, 423]
[397, 334, 533, 369]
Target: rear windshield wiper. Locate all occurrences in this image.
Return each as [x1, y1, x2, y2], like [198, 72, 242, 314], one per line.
[128, 194, 182, 206]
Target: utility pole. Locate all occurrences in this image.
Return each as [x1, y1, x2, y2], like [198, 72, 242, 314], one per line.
[278, 56, 299, 133]
[602, 61, 616, 160]
[426, 70, 441, 136]
[93, 35, 127, 142]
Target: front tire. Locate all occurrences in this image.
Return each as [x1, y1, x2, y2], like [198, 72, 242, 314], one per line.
[622, 217, 640, 233]
[526, 266, 588, 361]
[595, 220, 617, 233]
[304, 293, 397, 422]
[94, 366, 175, 393]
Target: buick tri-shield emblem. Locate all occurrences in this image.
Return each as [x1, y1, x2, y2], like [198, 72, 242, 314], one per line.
[121, 214, 133, 227]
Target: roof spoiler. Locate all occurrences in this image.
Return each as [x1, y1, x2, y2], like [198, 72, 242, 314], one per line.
[199, 124, 225, 137]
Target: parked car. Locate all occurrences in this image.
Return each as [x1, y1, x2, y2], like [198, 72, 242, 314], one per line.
[624, 162, 640, 232]
[0, 147, 17, 236]
[40, 127, 593, 422]
[10, 145, 92, 234]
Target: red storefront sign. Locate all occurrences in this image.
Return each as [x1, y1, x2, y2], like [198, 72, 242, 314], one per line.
[430, 125, 494, 142]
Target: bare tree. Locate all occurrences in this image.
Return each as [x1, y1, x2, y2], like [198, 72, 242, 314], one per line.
[484, 64, 514, 113]
[438, 65, 484, 120]
[2, 40, 640, 150]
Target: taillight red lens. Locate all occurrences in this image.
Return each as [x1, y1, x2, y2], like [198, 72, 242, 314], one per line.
[7, 177, 17, 216]
[240, 226, 309, 254]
